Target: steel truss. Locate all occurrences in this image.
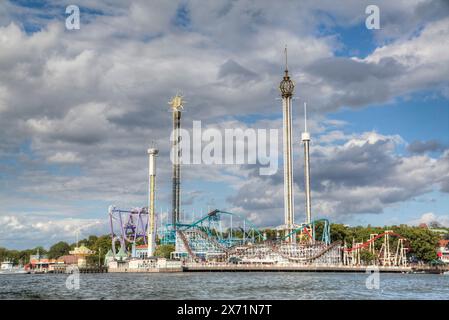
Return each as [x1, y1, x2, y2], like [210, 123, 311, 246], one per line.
[108, 205, 149, 256]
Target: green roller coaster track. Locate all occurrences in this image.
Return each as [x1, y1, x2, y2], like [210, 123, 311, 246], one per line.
[161, 209, 264, 246]
[160, 209, 331, 247]
[281, 218, 331, 245]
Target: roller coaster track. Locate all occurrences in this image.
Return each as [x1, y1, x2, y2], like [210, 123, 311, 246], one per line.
[181, 225, 342, 263]
[175, 210, 343, 263]
[183, 209, 264, 240]
[194, 229, 228, 252]
[342, 231, 407, 252]
[176, 230, 200, 262]
[224, 244, 261, 256]
[280, 218, 331, 244]
[223, 241, 342, 262]
[272, 241, 342, 262]
[180, 227, 262, 256]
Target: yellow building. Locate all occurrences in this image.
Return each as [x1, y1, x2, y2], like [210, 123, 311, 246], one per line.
[69, 245, 95, 267]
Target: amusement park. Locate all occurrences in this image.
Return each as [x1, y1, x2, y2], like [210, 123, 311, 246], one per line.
[105, 50, 411, 273]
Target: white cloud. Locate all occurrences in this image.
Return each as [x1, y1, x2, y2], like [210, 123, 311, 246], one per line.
[0, 215, 108, 249]
[229, 131, 449, 226]
[364, 17, 449, 95]
[410, 212, 449, 227]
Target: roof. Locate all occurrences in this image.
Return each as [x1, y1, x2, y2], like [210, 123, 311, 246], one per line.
[438, 239, 449, 247]
[136, 244, 148, 249]
[30, 259, 56, 264]
[104, 249, 114, 258]
[116, 247, 128, 259]
[69, 245, 95, 256]
[57, 255, 78, 264]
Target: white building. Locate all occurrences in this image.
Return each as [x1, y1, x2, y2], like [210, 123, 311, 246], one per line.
[437, 240, 449, 263]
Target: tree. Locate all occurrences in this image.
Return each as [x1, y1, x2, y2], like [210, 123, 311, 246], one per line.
[330, 224, 349, 242]
[360, 250, 376, 265]
[85, 235, 112, 266]
[394, 225, 440, 262]
[94, 235, 113, 265]
[154, 245, 175, 259]
[48, 241, 71, 259]
[429, 221, 443, 229]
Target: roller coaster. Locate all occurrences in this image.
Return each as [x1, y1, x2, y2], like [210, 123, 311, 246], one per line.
[108, 206, 409, 267]
[165, 210, 342, 265]
[164, 209, 265, 260]
[343, 230, 408, 266]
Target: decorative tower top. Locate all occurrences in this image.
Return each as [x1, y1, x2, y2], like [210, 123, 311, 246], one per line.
[169, 93, 184, 111]
[147, 148, 159, 155]
[279, 46, 295, 98]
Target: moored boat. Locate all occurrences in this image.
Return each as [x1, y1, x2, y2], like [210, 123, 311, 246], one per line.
[0, 260, 29, 274]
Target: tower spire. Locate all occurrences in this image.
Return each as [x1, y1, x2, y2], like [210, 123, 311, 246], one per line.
[284, 45, 288, 72]
[304, 102, 307, 132]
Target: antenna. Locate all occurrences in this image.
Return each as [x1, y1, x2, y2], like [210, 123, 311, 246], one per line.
[304, 102, 307, 132]
[284, 45, 288, 71]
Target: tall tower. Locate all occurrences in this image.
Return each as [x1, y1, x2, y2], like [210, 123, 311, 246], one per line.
[170, 94, 184, 228]
[302, 102, 312, 224]
[279, 47, 295, 241]
[147, 147, 159, 257]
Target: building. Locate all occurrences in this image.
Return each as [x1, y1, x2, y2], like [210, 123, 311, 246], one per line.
[28, 253, 57, 272]
[104, 249, 114, 266]
[437, 239, 449, 263]
[134, 244, 150, 259]
[69, 245, 95, 267]
[57, 255, 79, 265]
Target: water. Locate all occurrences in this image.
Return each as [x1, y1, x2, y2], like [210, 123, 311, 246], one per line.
[0, 273, 448, 299]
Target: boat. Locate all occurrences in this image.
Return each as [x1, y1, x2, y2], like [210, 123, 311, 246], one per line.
[0, 260, 28, 274]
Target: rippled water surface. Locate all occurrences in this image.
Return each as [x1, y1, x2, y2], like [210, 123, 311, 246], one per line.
[1, 273, 448, 299]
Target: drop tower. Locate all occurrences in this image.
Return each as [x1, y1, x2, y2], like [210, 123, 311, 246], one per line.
[279, 47, 295, 242]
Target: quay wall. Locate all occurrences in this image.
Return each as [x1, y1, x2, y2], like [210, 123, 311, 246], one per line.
[182, 264, 412, 273]
[108, 267, 183, 273]
[107, 263, 413, 273]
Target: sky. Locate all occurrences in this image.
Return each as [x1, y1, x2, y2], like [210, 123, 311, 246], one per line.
[0, 0, 448, 249]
